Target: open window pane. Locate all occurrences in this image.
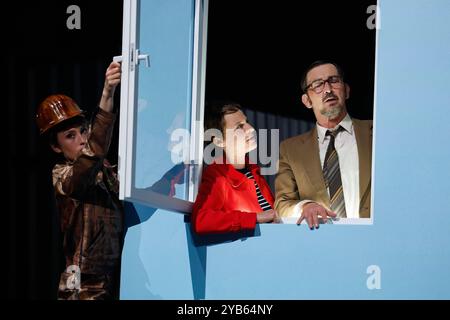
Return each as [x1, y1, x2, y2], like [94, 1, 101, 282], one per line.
[119, 0, 208, 212]
[133, 0, 195, 201]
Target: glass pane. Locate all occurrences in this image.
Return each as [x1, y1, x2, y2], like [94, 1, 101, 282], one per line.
[133, 0, 195, 201]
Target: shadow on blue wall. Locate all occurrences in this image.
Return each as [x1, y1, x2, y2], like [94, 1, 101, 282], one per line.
[122, 201, 163, 299]
[122, 163, 192, 299]
[184, 216, 262, 299]
[123, 163, 266, 299]
[124, 200, 157, 229]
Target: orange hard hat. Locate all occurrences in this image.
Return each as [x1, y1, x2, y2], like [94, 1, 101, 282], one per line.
[36, 94, 84, 135]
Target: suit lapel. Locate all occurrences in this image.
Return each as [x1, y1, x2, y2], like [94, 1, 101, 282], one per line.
[297, 127, 330, 207]
[353, 119, 372, 210]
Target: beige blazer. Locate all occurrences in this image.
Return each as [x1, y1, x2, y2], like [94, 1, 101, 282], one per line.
[275, 118, 373, 218]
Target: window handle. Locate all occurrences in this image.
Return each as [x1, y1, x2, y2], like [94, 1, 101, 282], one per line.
[136, 49, 150, 68]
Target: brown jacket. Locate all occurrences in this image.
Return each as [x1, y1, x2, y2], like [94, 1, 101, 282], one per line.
[52, 108, 123, 275]
[275, 118, 372, 218]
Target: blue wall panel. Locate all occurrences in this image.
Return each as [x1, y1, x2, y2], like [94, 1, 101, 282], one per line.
[121, 0, 450, 299]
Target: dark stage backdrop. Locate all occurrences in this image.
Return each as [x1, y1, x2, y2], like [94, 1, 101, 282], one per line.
[5, 0, 123, 299]
[5, 0, 375, 299]
[206, 0, 376, 121]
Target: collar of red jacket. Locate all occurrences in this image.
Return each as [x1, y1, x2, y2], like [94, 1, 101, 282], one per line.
[211, 155, 261, 188]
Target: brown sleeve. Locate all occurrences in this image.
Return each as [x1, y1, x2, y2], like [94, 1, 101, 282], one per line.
[87, 108, 116, 157]
[274, 141, 301, 217]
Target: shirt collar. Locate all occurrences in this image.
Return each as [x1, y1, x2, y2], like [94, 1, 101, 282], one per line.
[317, 113, 353, 144]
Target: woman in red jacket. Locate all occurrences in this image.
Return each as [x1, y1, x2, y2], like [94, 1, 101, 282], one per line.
[192, 102, 280, 234]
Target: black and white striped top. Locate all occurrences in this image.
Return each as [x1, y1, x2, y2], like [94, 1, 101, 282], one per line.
[238, 168, 272, 211]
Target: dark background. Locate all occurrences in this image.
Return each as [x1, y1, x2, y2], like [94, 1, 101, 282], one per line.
[5, 0, 375, 299]
[206, 0, 376, 121]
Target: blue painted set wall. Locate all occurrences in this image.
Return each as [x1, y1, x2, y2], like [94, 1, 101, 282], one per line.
[120, 0, 450, 299]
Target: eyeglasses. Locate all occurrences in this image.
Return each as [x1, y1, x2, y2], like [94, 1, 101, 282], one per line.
[305, 75, 343, 94]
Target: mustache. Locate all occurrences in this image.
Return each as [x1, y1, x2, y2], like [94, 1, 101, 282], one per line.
[323, 92, 338, 102]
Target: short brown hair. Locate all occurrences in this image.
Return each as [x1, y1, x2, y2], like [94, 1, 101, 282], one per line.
[44, 115, 87, 147]
[204, 101, 242, 136]
[301, 60, 345, 93]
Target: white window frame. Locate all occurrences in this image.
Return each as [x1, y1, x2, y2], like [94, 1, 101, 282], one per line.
[118, 0, 209, 213]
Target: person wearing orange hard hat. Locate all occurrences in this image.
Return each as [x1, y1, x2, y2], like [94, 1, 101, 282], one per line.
[36, 61, 123, 300]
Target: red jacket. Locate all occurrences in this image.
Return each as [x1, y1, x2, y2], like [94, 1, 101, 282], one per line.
[192, 158, 275, 234]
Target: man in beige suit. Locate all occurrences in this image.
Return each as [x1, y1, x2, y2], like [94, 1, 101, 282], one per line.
[275, 60, 372, 229]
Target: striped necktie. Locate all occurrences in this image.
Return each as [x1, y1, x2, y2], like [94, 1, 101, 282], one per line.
[323, 126, 347, 218]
